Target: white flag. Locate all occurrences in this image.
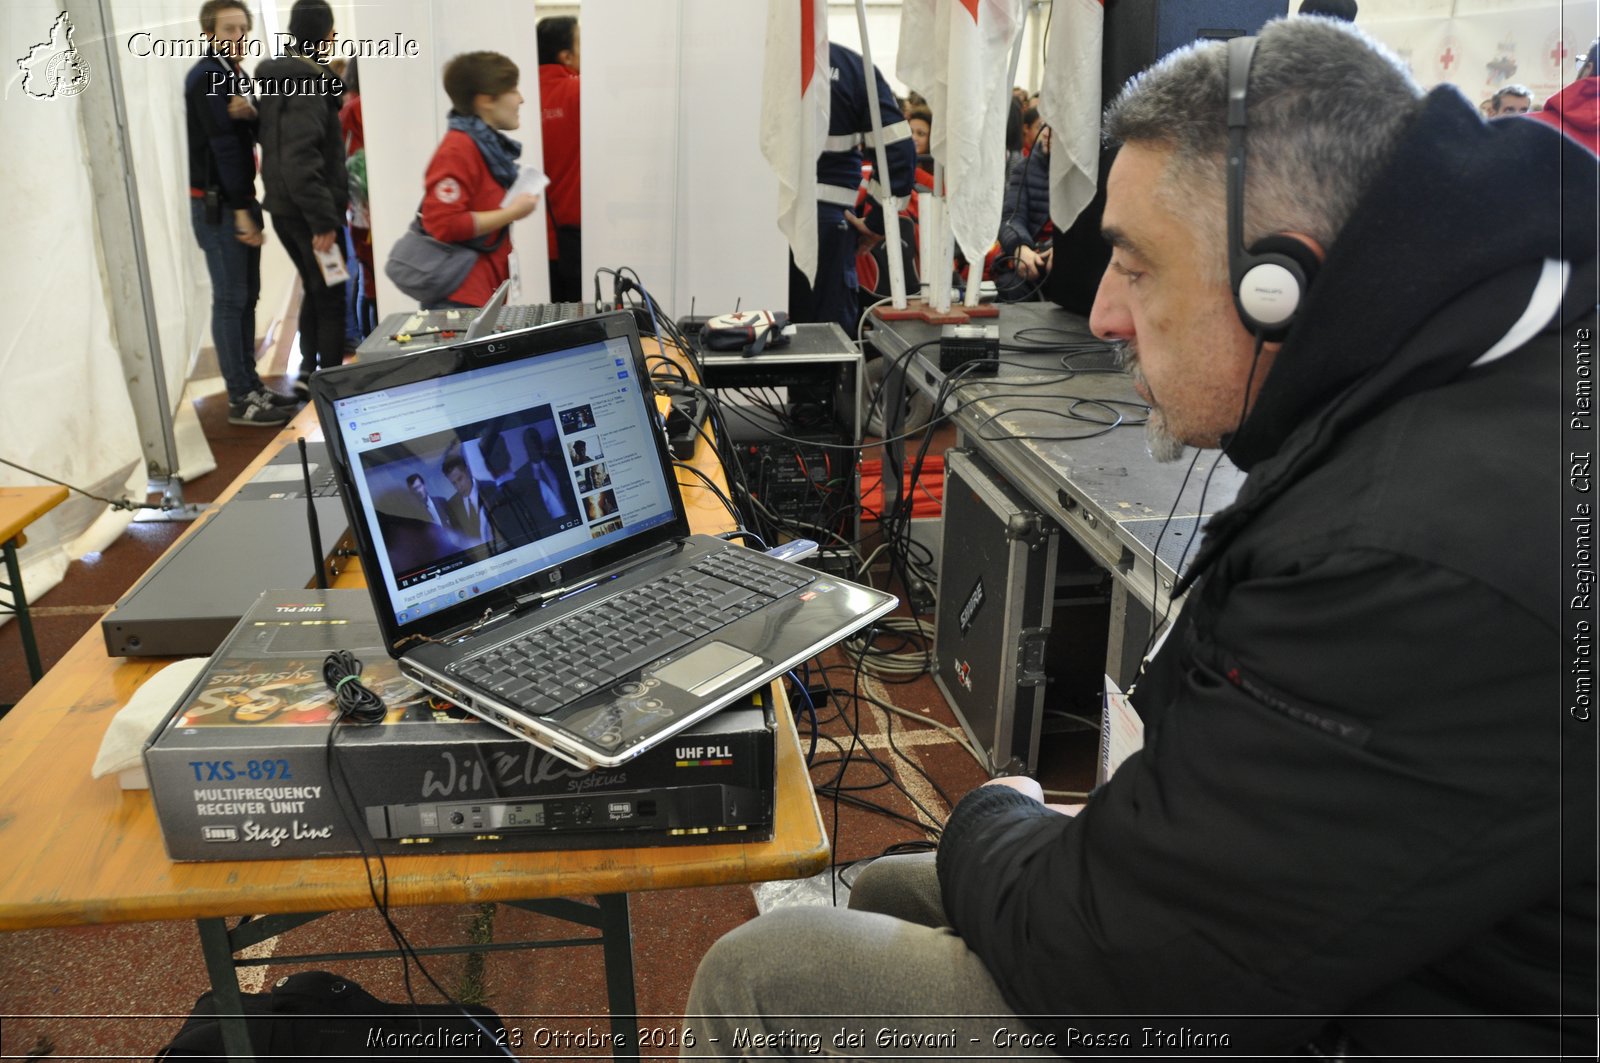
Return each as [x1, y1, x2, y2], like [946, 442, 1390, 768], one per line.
[1038, 0, 1103, 232]
[761, 0, 830, 283]
[897, 0, 1027, 268]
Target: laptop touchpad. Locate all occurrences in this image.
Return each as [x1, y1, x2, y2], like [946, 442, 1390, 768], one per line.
[652, 642, 764, 696]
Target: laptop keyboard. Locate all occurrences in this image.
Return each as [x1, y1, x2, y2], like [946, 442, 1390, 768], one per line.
[495, 303, 586, 331]
[454, 550, 815, 717]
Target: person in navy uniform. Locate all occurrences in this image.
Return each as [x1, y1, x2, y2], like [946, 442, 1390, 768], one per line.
[789, 43, 916, 338]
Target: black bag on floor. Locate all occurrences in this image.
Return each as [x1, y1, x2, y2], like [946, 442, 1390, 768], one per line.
[154, 970, 507, 1061]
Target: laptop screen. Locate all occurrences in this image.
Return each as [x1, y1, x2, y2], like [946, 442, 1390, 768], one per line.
[327, 322, 679, 628]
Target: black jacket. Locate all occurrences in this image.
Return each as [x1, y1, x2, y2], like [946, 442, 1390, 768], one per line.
[256, 50, 347, 233]
[936, 88, 1598, 1059]
[184, 49, 256, 210]
[997, 145, 1050, 256]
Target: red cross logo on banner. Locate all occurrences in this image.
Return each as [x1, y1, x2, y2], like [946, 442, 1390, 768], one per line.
[1551, 41, 1569, 66]
[1439, 47, 1456, 71]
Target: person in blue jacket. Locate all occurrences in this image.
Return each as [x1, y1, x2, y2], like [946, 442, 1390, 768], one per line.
[790, 43, 916, 339]
[184, 0, 298, 425]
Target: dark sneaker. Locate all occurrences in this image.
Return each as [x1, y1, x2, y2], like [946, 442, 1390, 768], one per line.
[253, 387, 300, 408]
[228, 394, 294, 427]
[292, 376, 312, 400]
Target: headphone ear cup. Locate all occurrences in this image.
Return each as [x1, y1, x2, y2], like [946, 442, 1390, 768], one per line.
[1234, 235, 1320, 339]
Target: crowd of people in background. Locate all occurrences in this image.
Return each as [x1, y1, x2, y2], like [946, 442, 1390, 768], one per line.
[843, 0, 1598, 316]
[188, 0, 1598, 419]
[184, 0, 581, 428]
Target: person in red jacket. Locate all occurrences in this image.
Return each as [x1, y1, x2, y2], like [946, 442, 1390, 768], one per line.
[418, 51, 541, 308]
[537, 17, 581, 301]
[1531, 38, 1600, 154]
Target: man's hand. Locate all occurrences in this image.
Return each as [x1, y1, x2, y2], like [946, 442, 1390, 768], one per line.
[227, 95, 257, 121]
[1016, 245, 1052, 282]
[312, 230, 336, 253]
[234, 209, 263, 247]
[981, 776, 1083, 817]
[982, 775, 1044, 802]
[845, 210, 884, 254]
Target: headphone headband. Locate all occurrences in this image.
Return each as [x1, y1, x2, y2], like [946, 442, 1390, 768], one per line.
[1225, 36, 1257, 285]
[1225, 34, 1316, 341]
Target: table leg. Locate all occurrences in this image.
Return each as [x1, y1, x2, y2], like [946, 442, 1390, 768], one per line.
[1, 539, 43, 684]
[195, 917, 255, 1062]
[597, 893, 638, 1062]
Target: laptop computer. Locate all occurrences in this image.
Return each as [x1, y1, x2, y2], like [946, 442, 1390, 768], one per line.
[311, 311, 896, 769]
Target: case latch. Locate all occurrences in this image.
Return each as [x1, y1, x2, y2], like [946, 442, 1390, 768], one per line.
[1017, 627, 1051, 686]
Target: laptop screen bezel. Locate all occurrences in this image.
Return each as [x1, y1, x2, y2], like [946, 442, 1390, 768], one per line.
[310, 311, 691, 655]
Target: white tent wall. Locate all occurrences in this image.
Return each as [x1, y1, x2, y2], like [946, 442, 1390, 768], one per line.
[1358, 0, 1598, 107]
[105, 0, 217, 487]
[581, 0, 787, 317]
[1, 0, 217, 624]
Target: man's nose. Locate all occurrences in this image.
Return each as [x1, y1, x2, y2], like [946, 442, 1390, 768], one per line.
[1088, 269, 1131, 342]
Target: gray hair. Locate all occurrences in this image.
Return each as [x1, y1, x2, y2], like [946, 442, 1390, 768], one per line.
[1102, 17, 1423, 278]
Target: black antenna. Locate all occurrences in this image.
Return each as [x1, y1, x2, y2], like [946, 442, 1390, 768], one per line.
[299, 437, 328, 590]
[734, 296, 742, 314]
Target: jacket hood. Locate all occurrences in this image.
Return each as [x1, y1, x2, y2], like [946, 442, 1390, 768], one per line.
[1174, 86, 1596, 594]
[1224, 86, 1596, 472]
[1533, 77, 1600, 151]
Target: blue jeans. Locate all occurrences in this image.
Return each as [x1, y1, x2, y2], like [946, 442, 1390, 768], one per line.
[190, 198, 263, 402]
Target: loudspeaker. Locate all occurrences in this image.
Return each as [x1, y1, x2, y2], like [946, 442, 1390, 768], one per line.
[1043, 0, 1289, 318]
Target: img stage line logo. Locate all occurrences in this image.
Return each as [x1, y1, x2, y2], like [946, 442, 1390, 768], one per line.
[16, 12, 91, 100]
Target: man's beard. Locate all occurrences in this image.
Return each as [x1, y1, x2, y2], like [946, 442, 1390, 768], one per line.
[1114, 343, 1188, 463]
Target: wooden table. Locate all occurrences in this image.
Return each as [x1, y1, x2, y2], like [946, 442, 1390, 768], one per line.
[0, 485, 69, 689]
[0, 399, 829, 1059]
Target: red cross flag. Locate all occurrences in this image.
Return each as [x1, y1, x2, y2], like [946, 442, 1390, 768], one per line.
[1038, 0, 1103, 232]
[761, 0, 831, 283]
[897, 0, 1028, 267]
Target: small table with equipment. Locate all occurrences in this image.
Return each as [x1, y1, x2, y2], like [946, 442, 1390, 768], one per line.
[0, 401, 829, 1061]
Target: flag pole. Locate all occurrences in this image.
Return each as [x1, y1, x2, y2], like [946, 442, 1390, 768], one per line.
[854, 0, 908, 309]
[933, 159, 952, 312]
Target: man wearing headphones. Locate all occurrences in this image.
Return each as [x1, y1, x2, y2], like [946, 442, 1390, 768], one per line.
[684, 16, 1595, 1058]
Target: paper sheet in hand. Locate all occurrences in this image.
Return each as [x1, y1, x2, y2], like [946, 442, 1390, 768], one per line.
[502, 166, 550, 207]
[315, 244, 349, 285]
